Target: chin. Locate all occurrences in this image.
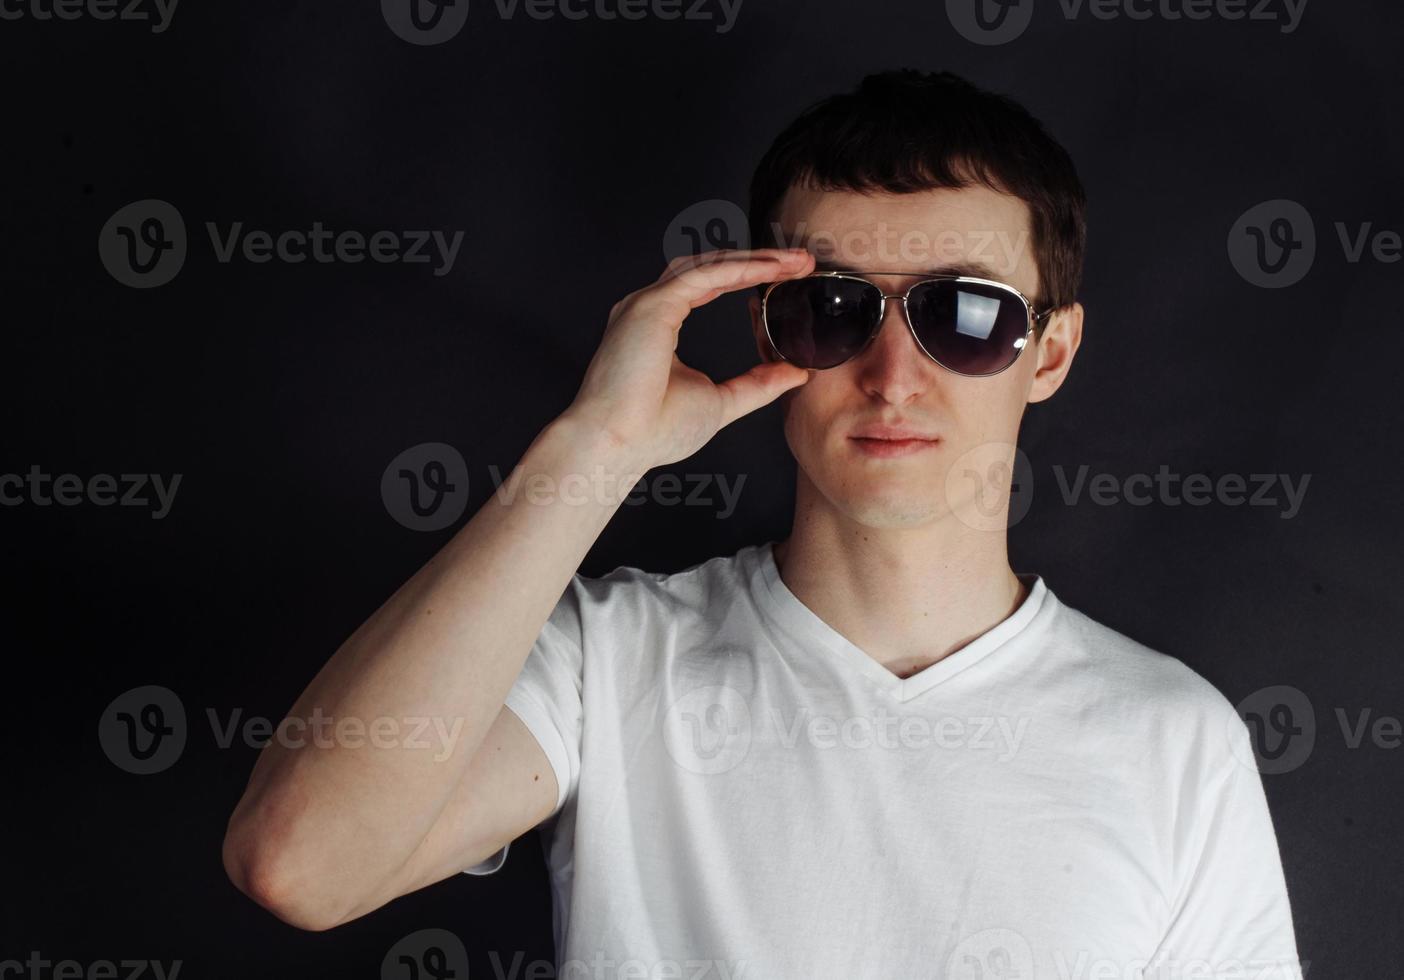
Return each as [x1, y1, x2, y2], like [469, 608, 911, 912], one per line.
[828, 480, 949, 529]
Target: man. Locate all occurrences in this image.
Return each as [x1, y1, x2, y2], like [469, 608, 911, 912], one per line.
[223, 70, 1301, 978]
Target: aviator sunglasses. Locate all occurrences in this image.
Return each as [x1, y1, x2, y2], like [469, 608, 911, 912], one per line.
[761, 270, 1056, 377]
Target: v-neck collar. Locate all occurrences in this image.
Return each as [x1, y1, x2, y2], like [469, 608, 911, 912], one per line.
[747, 541, 1051, 703]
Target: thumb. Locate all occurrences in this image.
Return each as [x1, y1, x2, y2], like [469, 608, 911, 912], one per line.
[714, 361, 810, 429]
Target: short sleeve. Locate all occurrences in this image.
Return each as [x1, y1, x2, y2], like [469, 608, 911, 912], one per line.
[1147, 718, 1303, 979]
[462, 576, 587, 876]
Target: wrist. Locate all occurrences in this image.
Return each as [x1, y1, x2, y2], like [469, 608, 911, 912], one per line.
[533, 411, 654, 484]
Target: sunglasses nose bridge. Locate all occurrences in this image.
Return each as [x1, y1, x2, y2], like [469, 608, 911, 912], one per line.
[862, 292, 930, 364]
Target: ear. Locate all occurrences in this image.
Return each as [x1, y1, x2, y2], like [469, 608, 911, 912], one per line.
[748, 293, 780, 363]
[1027, 301, 1084, 404]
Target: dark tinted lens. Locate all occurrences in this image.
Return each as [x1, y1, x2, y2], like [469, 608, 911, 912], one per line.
[906, 280, 1030, 376]
[764, 276, 882, 369]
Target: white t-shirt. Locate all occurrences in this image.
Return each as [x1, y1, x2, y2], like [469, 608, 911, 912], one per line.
[465, 542, 1301, 980]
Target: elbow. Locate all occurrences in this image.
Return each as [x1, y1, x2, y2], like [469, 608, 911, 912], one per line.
[222, 814, 351, 933]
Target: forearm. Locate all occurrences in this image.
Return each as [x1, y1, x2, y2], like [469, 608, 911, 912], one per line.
[223, 413, 643, 917]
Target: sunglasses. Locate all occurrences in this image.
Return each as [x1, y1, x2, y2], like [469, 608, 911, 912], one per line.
[761, 270, 1056, 377]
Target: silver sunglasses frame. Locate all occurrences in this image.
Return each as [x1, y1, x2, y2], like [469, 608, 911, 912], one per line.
[760, 270, 1056, 378]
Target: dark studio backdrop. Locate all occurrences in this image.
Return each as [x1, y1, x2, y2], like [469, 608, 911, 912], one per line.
[3, 0, 1402, 976]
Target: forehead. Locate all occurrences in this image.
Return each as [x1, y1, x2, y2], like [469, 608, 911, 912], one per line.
[773, 184, 1038, 294]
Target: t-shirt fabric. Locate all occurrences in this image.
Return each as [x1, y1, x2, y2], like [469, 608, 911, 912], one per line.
[464, 542, 1301, 980]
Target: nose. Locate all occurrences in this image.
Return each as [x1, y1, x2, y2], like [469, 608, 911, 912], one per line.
[854, 296, 937, 405]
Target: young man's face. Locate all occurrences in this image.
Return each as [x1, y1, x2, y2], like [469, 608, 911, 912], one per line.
[750, 184, 1083, 530]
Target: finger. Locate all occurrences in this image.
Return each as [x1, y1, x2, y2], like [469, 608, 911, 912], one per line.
[648, 249, 814, 316]
[714, 360, 811, 429]
[659, 247, 807, 285]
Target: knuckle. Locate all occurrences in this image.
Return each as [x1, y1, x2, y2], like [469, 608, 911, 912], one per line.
[611, 288, 647, 318]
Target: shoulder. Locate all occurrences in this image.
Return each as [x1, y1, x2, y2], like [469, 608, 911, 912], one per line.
[1043, 595, 1249, 768]
[1052, 599, 1237, 714]
[556, 542, 763, 637]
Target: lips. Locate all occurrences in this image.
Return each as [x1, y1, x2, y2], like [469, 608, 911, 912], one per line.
[848, 424, 941, 458]
[849, 425, 939, 442]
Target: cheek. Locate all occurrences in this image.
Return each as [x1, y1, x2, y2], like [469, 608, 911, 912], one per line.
[781, 377, 840, 460]
[944, 376, 1028, 442]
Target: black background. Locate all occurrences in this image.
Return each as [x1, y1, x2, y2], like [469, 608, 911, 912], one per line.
[4, 0, 1402, 976]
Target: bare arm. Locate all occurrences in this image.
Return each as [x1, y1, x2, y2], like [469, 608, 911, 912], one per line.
[221, 249, 816, 931]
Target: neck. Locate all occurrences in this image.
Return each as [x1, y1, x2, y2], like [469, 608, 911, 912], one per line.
[773, 473, 1027, 680]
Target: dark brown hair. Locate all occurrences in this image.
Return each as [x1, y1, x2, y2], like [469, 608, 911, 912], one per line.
[748, 69, 1087, 318]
